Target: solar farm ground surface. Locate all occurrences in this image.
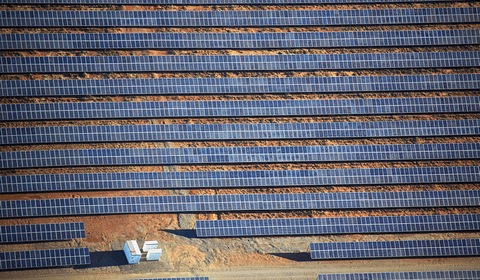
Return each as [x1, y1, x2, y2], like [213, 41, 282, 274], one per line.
[0, 1, 479, 280]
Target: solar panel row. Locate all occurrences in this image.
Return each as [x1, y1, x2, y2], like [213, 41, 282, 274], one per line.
[316, 270, 480, 280]
[2, 8, 478, 27]
[309, 239, 480, 259]
[0, 0, 468, 4]
[2, 166, 477, 193]
[3, 51, 478, 74]
[2, 143, 478, 169]
[0, 222, 86, 244]
[194, 214, 480, 237]
[2, 30, 477, 50]
[0, 248, 90, 270]
[3, 96, 480, 121]
[1, 191, 478, 218]
[2, 119, 479, 145]
[2, 74, 477, 97]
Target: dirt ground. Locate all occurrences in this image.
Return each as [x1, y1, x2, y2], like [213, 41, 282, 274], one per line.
[0, 1, 480, 280]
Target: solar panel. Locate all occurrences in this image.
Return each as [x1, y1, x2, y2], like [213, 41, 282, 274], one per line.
[0, 222, 86, 244]
[194, 214, 480, 237]
[2, 30, 477, 50]
[0, 248, 90, 270]
[317, 270, 480, 280]
[0, 0, 468, 4]
[309, 238, 480, 260]
[2, 8, 477, 28]
[2, 166, 478, 193]
[1, 143, 478, 169]
[2, 51, 477, 74]
[2, 119, 478, 145]
[3, 96, 479, 121]
[1, 74, 477, 97]
[1, 191, 478, 218]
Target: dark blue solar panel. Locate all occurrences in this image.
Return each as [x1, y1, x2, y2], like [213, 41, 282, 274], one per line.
[0, 248, 90, 270]
[195, 214, 480, 237]
[310, 239, 480, 260]
[1, 8, 477, 27]
[2, 30, 477, 50]
[2, 120, 478, 145]
[317, 271, 480, 280]
[1, 143, 478, 169]
[0, 0, 466, 4]
[0, 223, 86, 244]
[3, 96, 480, 121]
[2, 52, 477, 74]
[1, 166, 478, 194]
[1, 191, 478, 218]
[1, 74, 477, 97]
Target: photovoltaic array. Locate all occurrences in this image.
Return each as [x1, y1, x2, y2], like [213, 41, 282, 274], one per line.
[2, 96, 480, 121]
[2, 120, 479, 145]
[2, 143, 479, 169]
[1, 190, 479, 218]
[0, 0, 470, 4]
[2, 51, 478, 74]
[309, 238, 480, 259]
[2, 8, 478, 27]
[2, 166, 478, 193]
[0, 222, 86, 244]
[316, 270, 480, 280]
[1, 30, 479, 50]
[195, 214, 480, 237]
[0, 248, 90, 270]
[2, 74, 477, 97]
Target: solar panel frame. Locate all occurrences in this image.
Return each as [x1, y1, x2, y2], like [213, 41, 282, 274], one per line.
[1, 8, 478, 28]
[2, 166, 478, 193]
[1, 143, 478, 169]
[1, 190, 479, 218]
[1, 74, 477, 97]
[3, 96, 480, 121]
[2, 30, 478, 50]
[2, 119, 478, 145]
[316, 270, 480, 280]
[194, 214, 480, 237]
[309, 238, 480, 259]
[0, 248, 90, 270]
[2, 51, 478, 74]
[0, 222, 86, 244]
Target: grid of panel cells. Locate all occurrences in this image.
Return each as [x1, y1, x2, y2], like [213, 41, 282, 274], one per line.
[2, 96, 480, 121]
[1, 191, 479, 218]
[1, 143, 478, 169]
[309, 238, 480, 260]
[2, 119, 478, 145]
[316, 270, 480, 280]
[0, 248, 91, 270]
[2, 51, 478, 74]
[1, 8, 478, 28]
[1, 30, 478, 50]
[1, 74, 478, 97]
[0, 222, 86, 244]
[194, 214, 480, 237]
[0, 0, 468, 4]
[2, 166, 478, 193]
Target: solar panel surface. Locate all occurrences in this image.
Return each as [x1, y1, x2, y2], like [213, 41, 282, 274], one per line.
[316, 270, 480, 280]
[1, 30, 478, 50]
[310, 239, 480, 259]
[0, 248, 90, 270]
[0, 222, 86, 243]
[2, 166, 477, 193]
[195, 214, 480, 237]
[1, 191, 478, 218]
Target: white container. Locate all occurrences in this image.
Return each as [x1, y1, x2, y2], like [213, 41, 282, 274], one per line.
[142, 240, 159, 252]
[146, 248, 163, 261]
[123, 240, 141, 264]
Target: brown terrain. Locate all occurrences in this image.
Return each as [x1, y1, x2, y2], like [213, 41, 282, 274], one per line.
[0, 1, 479, 280]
